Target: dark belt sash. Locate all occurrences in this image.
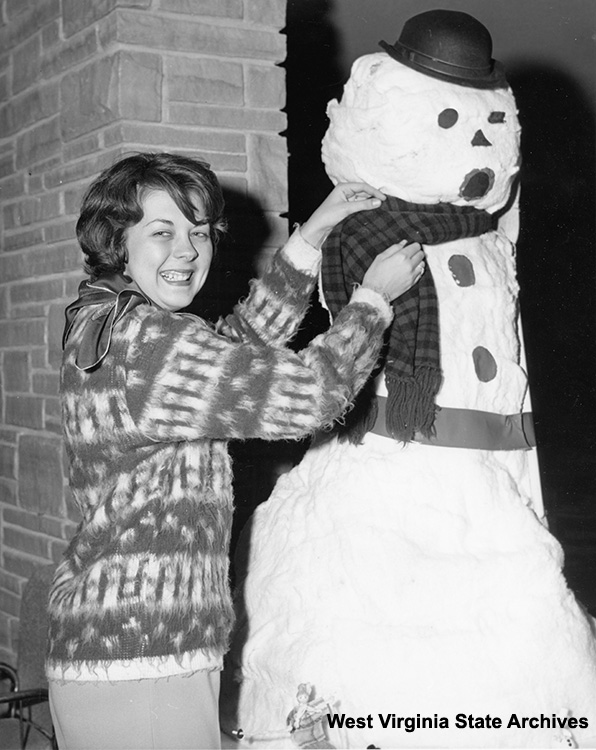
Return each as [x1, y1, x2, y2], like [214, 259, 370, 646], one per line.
[371, 395, 536, 450]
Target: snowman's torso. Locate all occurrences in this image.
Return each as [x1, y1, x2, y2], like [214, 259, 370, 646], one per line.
[425, 230, 525, 413]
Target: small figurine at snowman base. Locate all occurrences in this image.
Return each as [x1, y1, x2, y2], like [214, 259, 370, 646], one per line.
[286, 683, 335, 749]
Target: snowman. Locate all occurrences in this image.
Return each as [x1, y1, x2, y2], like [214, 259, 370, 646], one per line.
[222, 11, 596, 749]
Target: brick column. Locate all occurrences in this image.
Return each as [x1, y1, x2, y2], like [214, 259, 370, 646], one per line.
[0, 0, 287, 664]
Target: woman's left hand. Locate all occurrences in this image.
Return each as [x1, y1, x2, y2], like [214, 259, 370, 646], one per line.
[300, 182, 386, 249]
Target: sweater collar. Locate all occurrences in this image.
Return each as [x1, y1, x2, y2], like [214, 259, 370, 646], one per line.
[62, 273, 151, 372]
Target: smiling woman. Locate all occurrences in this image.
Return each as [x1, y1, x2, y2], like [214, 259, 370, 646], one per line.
[124, 191, 214, 311]
[47, 151, 426, 750]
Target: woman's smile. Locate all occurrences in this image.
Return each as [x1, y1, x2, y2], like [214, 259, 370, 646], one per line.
[124, 189, 214, 311]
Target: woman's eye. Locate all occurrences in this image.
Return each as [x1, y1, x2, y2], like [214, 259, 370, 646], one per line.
[438, 108, 459, 129]
[153, 231, 171, 238]
[191, 228, 210, 240]
[488, 111, 506, 124]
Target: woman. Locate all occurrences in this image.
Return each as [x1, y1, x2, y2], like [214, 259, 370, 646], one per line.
[47, 152, 424, 749]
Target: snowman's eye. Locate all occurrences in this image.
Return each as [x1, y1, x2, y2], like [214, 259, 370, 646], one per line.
[438, 108, 459, 129]
[488, 111, 506, 124]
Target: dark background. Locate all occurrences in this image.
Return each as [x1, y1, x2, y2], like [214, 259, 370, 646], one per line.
[233, 1, 596, 612]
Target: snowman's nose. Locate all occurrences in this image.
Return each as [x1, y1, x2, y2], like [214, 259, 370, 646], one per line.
[471, 129, 492, 147]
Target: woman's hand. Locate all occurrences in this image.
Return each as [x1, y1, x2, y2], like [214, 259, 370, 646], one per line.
[300, 182, 386, 249]
[362, 241, 426, 302]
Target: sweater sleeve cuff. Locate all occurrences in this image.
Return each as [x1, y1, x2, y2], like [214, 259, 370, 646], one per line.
[278, 226, 322, 276]
[349, 286, 394, 328]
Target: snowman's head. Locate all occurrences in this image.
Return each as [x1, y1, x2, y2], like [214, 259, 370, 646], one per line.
[322, 52, 521, 213]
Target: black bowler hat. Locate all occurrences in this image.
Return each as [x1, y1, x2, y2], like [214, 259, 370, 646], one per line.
[379, 9, 507, 89]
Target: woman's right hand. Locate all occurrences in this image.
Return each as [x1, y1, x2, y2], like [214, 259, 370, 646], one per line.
[361, 241, 425, 302]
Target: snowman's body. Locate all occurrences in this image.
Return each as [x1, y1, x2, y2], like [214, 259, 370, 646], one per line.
[223, 54, 596, 749]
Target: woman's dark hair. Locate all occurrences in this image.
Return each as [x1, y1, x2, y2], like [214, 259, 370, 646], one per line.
[76, 152, 227, 280]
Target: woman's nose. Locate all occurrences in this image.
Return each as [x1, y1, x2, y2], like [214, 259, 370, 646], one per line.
[173, 235, 198, 260]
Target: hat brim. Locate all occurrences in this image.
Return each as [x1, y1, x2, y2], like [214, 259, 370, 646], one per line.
[379, 40, 508, 90]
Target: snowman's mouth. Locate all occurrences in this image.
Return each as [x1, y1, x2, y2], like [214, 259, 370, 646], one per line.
[459, 168, 495, 201]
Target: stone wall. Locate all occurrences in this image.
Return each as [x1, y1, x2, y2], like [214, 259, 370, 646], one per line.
[0, 0, 287, 664]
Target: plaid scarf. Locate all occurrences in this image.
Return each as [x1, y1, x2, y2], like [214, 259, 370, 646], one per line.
[321, 195, 496, 443]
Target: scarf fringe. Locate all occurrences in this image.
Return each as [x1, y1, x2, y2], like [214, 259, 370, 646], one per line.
[336, 381, 379, 445]
[385, 366, 442, 443]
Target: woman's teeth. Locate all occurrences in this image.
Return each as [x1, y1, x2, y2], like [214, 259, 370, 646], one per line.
[160, 271, 192, 282]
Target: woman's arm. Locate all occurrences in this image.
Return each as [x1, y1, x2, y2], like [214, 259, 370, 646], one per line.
[128, 289, 392, 443]
[214, 183, 387, 348]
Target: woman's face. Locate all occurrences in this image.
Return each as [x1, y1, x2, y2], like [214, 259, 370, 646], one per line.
[124, 189, 214, 311]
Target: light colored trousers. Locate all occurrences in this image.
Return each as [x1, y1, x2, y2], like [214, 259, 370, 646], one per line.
[49, 670, 221, 750]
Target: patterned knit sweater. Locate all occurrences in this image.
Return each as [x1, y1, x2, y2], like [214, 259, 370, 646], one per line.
[47, 231, 392, 682]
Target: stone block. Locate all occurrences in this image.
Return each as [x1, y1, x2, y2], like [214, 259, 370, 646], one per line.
[157, 0, 242, 18]
[62, 0, 151, 38]
[42, 27, 98, 78]
[45, 149, 123, 189]
[60, 55, 119, 141]
[3, 350, 30, 392]
[64, 186, 87, 215]
[0, 243, 81, 283]
[114, 10, 285, 62]
[0, 152, 15, 180]
[0, 174, 26, 200]
[0, 481, 17, 506]
[32, 372, 59, 397]
[3, 193, 61, 229]
[41, 19, 60, 50]
[169, 103, 286, 132]
[28, 175, 44, 194]
[119, 51, 162, 122]
[167, 57, 243, 106]
[9, 278, 64, 305]
[64, 487, 81, 525]
[0, 289, 7, 321]
[11, 304, 47, 320]
[29, 154, 61, 175]
[3, 506, 63, 538]
[31, 349, 47, 368]
[51, 538, 69, 562]
[2, 550, 41, 580]
[12, 34, 41, 95]
[17, 433, 64, 515]
[246, 64, 286, 109]
[0, 589, 19, 618]
[245, 0, 286, 28]
[0, 569, 21, 597]
[194, 151, 247, 173]
[44, 396, 61, 421]
[3, 83, 61, 137]
[15, 116, 61, 169]
[103, 121, 246, 153]
[61, 51, 161, 141]
[3, 527, 50, 561]
[65, 274, 85, 298]
[0, 0, 60, 50]
[3, 228, 44, 253]
[5, 396, 44, 429]
[247, 132, 288, 212]
[0, 444, 16, 480]
[0, 319, 45, 348]
[48, 302, 66, 369]
[63, 133, 101, 162]
[44, 220, 77, 245]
